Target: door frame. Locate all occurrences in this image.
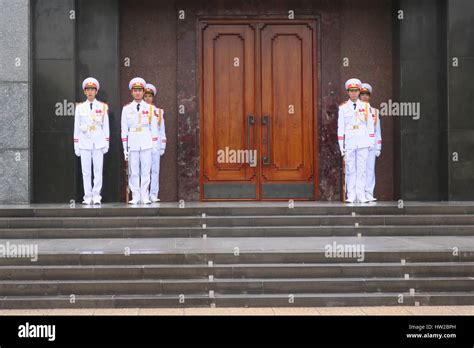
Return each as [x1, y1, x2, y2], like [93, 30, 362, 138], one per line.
[197, 16, 321, 201]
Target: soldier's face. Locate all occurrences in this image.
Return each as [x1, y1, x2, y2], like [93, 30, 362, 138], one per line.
[144, 93, 154, 104]
[132, 88, 144, 101]
[360, 93, 370, 102]
[348, 89, 360, 101]
[84, 88, 97, 101]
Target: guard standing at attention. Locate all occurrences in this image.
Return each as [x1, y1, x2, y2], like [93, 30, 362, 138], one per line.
[337, 78, 375, 203]
[143, 83, 167, 203]
[360, 82, 382, 201]
[121, 77, 158, 204]
[73, 77, 109, 205]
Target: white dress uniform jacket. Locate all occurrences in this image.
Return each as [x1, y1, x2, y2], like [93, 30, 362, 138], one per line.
[154, 106, 167, 152]
[121, 100, 158, 152]
[365, 105, 382, 200]
[74, 99, 110, 150]
[150, 105, 167, 200]
[337, 99, 375, 151]
[372, 107, 382, 151]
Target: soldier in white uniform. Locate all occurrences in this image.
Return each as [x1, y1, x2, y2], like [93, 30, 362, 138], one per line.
[121, 77, 158, 204]
[143, 83, 167, 203]
[360, 83, 382, 201]
[338, 78, 375, 203]
[73, 77, 110, 205]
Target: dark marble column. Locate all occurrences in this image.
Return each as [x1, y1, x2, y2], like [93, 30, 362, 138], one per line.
[32, 0, 76, 203]
[447, 0, 474, 200]
[394, 0, 448, 201]
[76, 0, 120, 202]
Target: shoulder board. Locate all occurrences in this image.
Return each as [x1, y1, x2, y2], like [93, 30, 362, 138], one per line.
[100, 101, 108, 105]
[123, 102, 132, 107]
[339, 101, 347, 107]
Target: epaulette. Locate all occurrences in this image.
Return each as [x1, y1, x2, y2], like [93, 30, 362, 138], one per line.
[339, 101, 347, 107]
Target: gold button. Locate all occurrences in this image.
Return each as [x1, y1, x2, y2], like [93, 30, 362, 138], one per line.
[136, 127, 142, 132]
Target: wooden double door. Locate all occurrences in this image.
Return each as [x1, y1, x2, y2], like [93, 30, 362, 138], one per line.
[200, 19, 317, 200]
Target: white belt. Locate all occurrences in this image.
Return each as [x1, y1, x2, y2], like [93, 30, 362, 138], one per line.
[130, 126, 150, 132]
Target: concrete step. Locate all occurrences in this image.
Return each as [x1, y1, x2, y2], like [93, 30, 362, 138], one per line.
[0, 251, 473, 266]
[1, 292, 474, 309]
[0, 203, 473, 308]
[0, 236, 473, 265]
[0, 277, 473, 296]
[1, 262, 472, 280]
[3, 202, 474, 218]
[2, 214, 474, 229]
[2, 225, 474, 239]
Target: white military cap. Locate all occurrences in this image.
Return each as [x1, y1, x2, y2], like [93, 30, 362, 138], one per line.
[360, 83, 373, 94]
[345, 78, 362, 90]
[82, 77, 100, 91]
[144, 83, 157, 96]
[129, 77, 146, 90]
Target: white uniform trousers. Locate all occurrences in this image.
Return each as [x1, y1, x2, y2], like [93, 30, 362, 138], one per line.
[345, 147, 369, 202]
[365, 148, 377, 198]
[129, 149, 152, 202]
[80, 148, 104, 202]
[150, 150, 161, 199]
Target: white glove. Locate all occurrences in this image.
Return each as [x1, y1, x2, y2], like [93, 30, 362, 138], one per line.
[75, 149, 81, 157]
[80, 125, 88, 133]
[340, 148, 345, 157]
[160, 149, 165, 156]
[102, 147, 109, 154]
[376, 150, 381, 157]
[124, 150, 129, 161]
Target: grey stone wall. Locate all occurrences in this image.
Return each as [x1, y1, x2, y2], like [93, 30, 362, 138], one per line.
[0, 0, 30, 203]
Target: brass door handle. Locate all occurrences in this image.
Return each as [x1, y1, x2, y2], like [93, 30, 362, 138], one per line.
[262, 115, 270, 165]
[247, 115, 255, 151]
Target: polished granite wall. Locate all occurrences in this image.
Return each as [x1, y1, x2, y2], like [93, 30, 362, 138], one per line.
[159, 0, 393, 201]
[119, 0, 178, 202]
[30, 0, 395, 202]
[394, 0, 448, 201]
[32, 0, 76, 203]
[0, 0, 30, 204]
[393, 0, 474, 201]
[18, 0, 473, 203]
[447, 0, 474, 200]
[340, 0, 394, 201]
[32, 0, 121, 203]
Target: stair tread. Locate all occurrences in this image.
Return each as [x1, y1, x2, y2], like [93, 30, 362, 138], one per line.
[3, 224, 474, 230]
[0, 236, 473, 254]
[1, 261, 474, 269]
[1, 277, 473, 284]
[3, 214, 474, 220]
[3, 291, 474, 300]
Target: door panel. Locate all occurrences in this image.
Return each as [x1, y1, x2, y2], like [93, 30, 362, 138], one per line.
[261, 24, 314, 188]
[201, 24, 257, 188]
